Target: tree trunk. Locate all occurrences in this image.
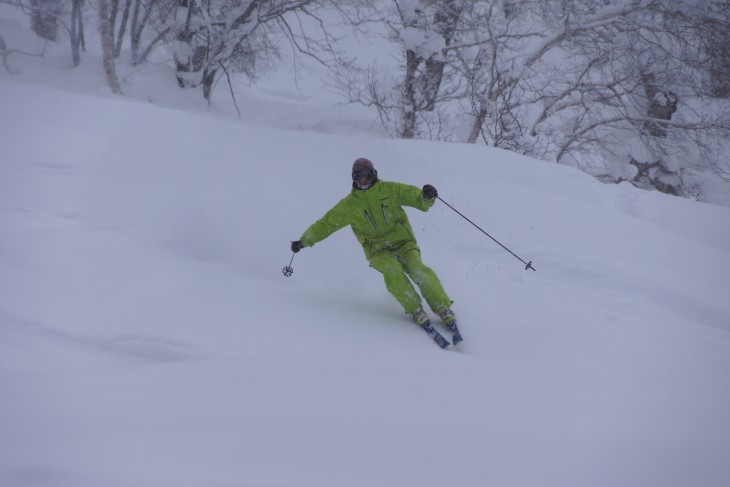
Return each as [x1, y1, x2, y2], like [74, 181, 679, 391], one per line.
[421, 0, 464, 110]
[467, 106, 487, 144]
[173, 1, 208, 90]
[114, 0, 133, 59]
[99, 0, 123, 94]
[70, 0, 84, 67]
[401, 49, 420, 138]
[642, 72, 677, 138]
[130, 0, 143, 63]
[202, 68, 217, 103]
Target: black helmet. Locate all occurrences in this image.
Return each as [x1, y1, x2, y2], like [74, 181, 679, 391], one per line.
[352, 157, 378, 185]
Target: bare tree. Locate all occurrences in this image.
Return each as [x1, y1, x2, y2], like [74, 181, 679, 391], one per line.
[455, 1, 533, 149]
[338, 0, 728, 200]
[2, 0, 87, 66]
[394, 0, 466, 138]
[335, 0, 467, 139]
[541, 0, 730, 196]
[168, 0, 345, 102]
[700, 0, 730, 99]
[29, 0, 64, 41]
[129, 0, 172, 64]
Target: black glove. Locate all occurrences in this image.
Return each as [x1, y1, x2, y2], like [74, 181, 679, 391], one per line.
[291, 240, 304, 253]
[422, 184, 438, 200]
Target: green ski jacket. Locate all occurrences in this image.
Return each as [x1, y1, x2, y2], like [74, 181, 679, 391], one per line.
[300, 181, 435, 259]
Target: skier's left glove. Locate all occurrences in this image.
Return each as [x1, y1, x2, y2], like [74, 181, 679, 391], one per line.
[422, 184, 438, 200]
[291, 240, 304, 253]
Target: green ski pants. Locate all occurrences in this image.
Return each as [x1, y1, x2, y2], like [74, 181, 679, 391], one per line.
[368, 248, 452, 315]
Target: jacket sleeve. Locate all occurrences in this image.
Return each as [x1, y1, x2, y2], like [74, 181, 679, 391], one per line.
[300, 198, 352, 247]
[395, 182, 435, 212]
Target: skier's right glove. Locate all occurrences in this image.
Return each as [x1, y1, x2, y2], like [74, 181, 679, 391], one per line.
[291, 240, 304, 253]
[422, 184, 438, 200]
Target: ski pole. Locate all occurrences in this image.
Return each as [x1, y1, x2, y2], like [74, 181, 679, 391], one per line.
[437, 196, 536, 272]
[282, 252, 296, 277]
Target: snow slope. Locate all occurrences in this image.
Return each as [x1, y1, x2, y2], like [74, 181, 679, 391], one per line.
[2, 18, 730, 487]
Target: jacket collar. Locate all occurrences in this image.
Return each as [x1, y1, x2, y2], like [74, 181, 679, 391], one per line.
[352, 179, 379, 191]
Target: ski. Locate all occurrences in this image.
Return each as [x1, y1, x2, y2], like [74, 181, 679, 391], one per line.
[435, 310, 462, 346]
[449, 324, 463, 346]
[421, 322, 451, 349]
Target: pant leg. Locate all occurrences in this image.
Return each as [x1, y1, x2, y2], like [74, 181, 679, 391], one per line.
[399, 249, 452, 314]
[368, 251, 422, 314]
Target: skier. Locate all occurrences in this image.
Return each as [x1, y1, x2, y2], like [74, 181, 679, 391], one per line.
[290, 157, 461, 347]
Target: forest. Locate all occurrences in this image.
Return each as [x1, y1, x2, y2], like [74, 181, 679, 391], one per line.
[3, 0, 729, 204]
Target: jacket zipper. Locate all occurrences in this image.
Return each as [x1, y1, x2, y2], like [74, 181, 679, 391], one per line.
[364, 210, 377, 229]
[381, 203, 388, 224]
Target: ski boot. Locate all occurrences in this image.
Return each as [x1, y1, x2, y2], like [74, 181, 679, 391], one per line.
[413, 306, 449, 349]
[439, 309, 462, 345]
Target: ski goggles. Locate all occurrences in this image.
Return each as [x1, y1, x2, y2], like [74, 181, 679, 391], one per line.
[352, 168, 376, 181]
